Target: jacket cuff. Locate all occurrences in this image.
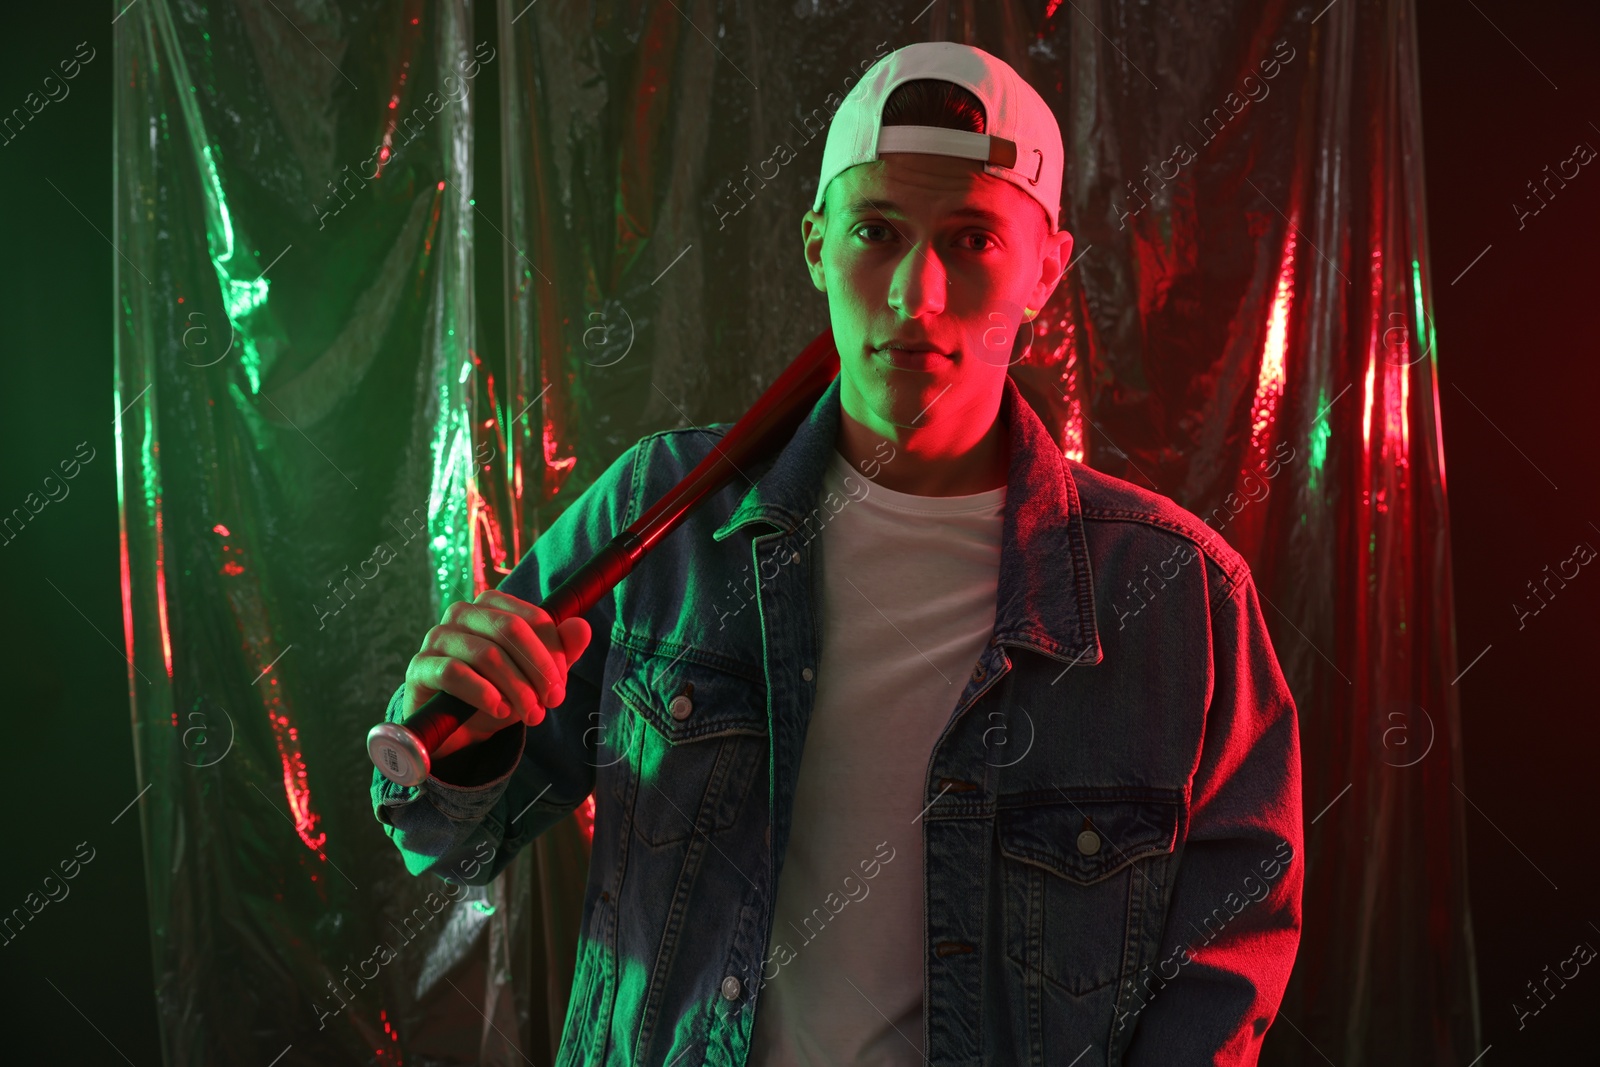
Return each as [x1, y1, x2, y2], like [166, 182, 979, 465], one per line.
[372, 686, 526, 824]
[424, 720, 526, 819]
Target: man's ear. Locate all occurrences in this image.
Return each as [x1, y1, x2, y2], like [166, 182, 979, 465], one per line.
[1027, 225, 1073, 317]
[801, 208, 828, 294]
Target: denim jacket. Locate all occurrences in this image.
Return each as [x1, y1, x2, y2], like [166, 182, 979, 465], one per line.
[372, 372, 1304, 1066]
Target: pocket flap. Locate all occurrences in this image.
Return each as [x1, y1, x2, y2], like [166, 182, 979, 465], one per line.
[611, 642, 767, 744]
[996, 796, 1180, 885]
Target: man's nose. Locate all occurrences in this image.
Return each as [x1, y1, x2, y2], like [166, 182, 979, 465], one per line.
[888, 243, 947, 318]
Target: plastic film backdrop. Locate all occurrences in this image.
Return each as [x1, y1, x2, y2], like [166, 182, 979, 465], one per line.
[112, 0, 1477, 1062]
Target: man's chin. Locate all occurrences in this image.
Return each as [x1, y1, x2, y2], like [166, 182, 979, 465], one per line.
[865, 383, 955, 430]
[841, 353, 960, 426]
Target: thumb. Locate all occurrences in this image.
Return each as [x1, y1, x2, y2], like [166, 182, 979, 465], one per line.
[556, 616, 592, 663]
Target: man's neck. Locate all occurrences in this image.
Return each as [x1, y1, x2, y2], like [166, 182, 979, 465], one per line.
[836, 390, 1009, 496]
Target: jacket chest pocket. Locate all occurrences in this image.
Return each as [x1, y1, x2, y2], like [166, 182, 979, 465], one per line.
[611, 646, 768, 848]
[995, 795, 1180, 997]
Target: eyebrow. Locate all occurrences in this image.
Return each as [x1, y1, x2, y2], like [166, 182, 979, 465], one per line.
[838, 198, 1010, 229]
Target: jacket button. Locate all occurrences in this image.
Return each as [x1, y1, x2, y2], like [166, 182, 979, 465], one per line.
[669, 694, 694, 721]
[802, 667, 814, 682]
[1076, 830, 1102, 855]
[721, 975, 742, 1000]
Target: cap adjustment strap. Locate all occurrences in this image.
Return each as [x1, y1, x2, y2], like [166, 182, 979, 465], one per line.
[873, 125, 1046, 187]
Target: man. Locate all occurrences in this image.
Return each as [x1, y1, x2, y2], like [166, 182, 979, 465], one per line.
[372, 41, 1303, 1066]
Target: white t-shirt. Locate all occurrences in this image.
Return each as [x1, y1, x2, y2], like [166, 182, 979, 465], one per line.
[749, 448, 1006, 1066]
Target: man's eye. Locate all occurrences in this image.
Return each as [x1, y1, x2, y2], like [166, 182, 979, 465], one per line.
[963, 233, 997, 252]
[853, 223, 892, 242]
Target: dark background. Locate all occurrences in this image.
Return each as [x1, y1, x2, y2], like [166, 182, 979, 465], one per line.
[1, 1, 1593, 1061]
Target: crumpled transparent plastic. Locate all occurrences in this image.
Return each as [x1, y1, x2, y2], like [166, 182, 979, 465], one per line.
[114, 0, 1475, 1062]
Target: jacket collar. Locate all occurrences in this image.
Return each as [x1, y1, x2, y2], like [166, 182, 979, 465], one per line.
[712, 373, 1103, 668]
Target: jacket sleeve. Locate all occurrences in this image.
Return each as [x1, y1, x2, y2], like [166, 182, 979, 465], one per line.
[1123, 567, 1305, 1064]
[369, 439, 642, 887]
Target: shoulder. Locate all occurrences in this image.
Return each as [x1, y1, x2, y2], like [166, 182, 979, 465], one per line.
[594, 423, 735, 478]
[624, 422, 734, 476]
[600, 423, 738, 515]
[1066, 457, 1252, 607]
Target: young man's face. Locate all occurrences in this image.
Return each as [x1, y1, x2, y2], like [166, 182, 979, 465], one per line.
[801, 152, 1071, 441]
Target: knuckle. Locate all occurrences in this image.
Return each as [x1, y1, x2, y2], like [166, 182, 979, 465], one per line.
[504, 612, 534, 642]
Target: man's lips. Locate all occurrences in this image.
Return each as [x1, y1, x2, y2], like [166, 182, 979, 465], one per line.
[874, 344, 953, 371]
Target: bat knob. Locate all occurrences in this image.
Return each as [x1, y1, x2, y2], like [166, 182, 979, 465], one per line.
[368, 722, 431, 787]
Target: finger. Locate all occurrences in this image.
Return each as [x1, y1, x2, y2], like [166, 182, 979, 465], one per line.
[475, 589, 560, 647]
[556, 616, 592, 669]
[405, 654, 510, 721]
[424, 626, 543, 720]
[439, 602, 558, 709]
[464, 603, 569, 707]
[471, 592, 572, 704]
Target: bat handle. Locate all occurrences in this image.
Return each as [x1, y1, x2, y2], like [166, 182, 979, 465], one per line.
[366, 692, 473, 788]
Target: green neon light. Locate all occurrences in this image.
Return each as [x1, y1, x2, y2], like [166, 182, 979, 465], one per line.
[1411, 258, 1433, 370]
[1307, 385, 1330, 492]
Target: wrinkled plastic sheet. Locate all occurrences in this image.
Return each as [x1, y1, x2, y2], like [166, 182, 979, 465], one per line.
[114, 0, 1477, 1062]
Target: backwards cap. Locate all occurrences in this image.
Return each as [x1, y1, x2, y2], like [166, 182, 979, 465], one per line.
[813, 41, 1065, 234]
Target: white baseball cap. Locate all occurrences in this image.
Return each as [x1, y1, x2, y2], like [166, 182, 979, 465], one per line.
[813, 41, 1065, 234]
